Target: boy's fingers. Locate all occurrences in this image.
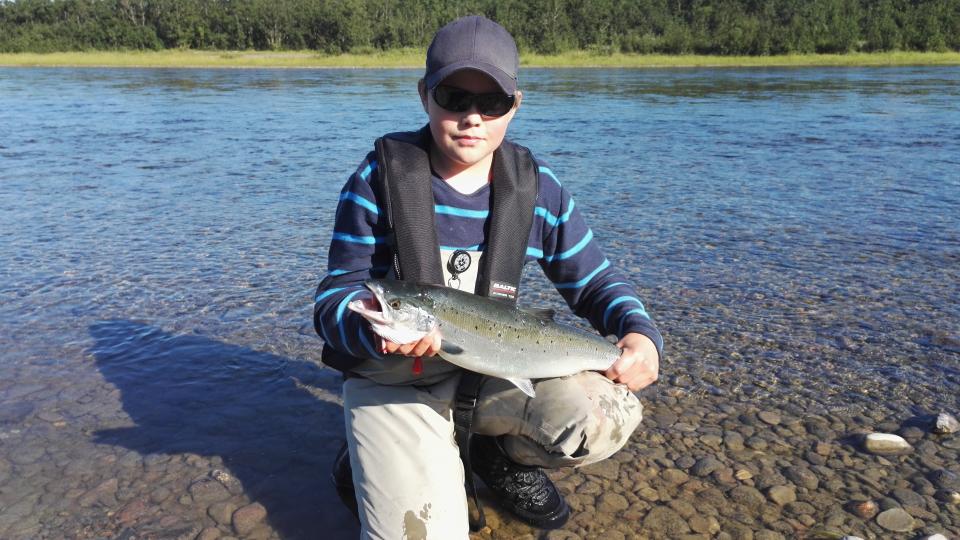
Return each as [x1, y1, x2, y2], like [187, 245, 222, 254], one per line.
[412, 338, 432, 358]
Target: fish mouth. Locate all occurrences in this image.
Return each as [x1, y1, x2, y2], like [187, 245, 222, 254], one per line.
[346, 280, 393, 324]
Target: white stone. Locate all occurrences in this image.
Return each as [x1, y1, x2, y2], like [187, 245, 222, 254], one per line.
[863, 433, 912, 455]
[922, 535, 948, 540]
[841, 536, 865, 540]
[934, 412, 959, 434]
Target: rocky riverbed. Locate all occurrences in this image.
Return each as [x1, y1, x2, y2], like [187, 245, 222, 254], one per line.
[1, 310, 957, 540]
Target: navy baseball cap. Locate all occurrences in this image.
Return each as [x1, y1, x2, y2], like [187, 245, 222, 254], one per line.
[424, 16, 519, 95]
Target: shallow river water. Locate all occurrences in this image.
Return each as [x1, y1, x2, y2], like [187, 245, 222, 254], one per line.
[1, 66, 958, 539]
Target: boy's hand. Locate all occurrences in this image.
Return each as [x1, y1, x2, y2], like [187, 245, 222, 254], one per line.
[604, 333, 659, 392]
[381, 328, 443, 358]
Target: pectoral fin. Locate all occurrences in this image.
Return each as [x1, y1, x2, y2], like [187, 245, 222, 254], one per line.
[507, 377, 536, 398]
[440, 340, 464, 355]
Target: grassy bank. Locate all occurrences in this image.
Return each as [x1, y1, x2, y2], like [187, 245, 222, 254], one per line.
[1, 49, 959, 69]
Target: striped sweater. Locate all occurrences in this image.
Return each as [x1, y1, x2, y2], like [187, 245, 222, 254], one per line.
[313, 147, 663, 364]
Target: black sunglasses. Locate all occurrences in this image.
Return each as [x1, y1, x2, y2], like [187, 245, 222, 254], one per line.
[432, 85, 516, 118]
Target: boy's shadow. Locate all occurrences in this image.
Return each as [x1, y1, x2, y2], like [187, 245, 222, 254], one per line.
[89, 320, 358, 539]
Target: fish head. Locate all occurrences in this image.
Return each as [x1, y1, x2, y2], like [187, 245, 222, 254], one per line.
[347, 279, 438, 344]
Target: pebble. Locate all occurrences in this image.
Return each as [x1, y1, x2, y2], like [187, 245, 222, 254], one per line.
[846, 499, 878, 519]
[921, 535, 949, 540]
[863, 433, 913, 455]
[758, 411, 781, 425]
[890, 487, 924, 507]
[933, 490, 959, 503]
[580, 459, 620, 481]
[196, 528, 222, 540]
[188, 476, 231, 504]
[641, 506, 690, 536]
[598, 493, 628, 513]
[661, 468, 689, 485]
[930, 468, 960, 490]
[933, 412, 959, 434]
[207, 501, 236, 526]
[766, 486, 796, 506]
[691, 456, 723, 477]
[688, 514, 720, 535]
[783, 466, 819, 490]
[875, 507, 915, 532]
[232, 502, 267, 535]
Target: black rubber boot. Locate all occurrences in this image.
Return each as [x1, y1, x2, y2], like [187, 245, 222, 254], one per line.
[470, 435, 571, 529]
[331, 442, 360, 523]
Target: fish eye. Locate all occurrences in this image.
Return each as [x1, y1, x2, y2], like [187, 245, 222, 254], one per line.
[389, 300, 401, 309]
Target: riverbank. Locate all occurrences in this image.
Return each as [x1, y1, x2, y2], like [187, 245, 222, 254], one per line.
[2, 49, 960, 69]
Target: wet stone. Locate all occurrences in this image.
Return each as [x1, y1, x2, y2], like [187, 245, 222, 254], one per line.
[783, 466, 819, 490]
[188, 477, 231, 504]
[847, 499, 878, 519]
[746, 436, 768, 451]
[691, 456, 723, 477]
[196, 528, 222, 540]
[208, 501, 237, 526]
[688, 514, 720, 535]
[676, 455, 696, 469]
[642, 506, 691, 536]
[754, 531, 785, 540]
[724, 432, 746, 451]
[758, 411, 781, 426]
[580, 459, 620, 481]
[232, 502, 267, 535]
[934, 412, 959, 434]
[656, 468, 687, 488]
[116, 498, 150, 525]
[730, 486, 766, 507]
[863, 433, 913, 455]
[875, 507, 915, 532]
[598, 492, 629, 513]
[933, 490, 959, 503]
[890, 487, 925, 508]
[767, 486, 796, 506]
[930, 468, 960, 491]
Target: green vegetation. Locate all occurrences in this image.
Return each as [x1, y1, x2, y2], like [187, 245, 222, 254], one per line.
[3, 50, 960, 69]
[1, 0, 958, 56]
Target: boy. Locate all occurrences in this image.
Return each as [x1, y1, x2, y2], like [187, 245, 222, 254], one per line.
[314, 15, 662, 538]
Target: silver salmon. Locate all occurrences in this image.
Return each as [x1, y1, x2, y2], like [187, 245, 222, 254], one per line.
[348, 279, 620, 397]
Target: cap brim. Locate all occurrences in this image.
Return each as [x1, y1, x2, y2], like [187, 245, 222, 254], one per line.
[425, 62, 517, 95]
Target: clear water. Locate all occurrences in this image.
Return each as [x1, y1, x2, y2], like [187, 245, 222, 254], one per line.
[1, 66, 958, 538]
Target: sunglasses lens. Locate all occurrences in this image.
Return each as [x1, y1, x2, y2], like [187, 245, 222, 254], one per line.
[434, 86, 472, 112]
[476, 94, 514, 117]
[433, 85, 514, 117]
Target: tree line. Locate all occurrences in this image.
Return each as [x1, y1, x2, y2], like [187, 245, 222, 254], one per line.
[1, 0, 958, 55]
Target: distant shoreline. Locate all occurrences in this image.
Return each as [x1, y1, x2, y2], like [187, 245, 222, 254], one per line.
[2, 50, 960, 69]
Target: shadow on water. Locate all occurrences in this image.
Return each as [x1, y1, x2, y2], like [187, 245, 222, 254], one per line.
[88, 320, 358, 540]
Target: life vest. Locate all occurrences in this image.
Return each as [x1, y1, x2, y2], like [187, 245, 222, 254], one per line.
[321, 126, 539, 373]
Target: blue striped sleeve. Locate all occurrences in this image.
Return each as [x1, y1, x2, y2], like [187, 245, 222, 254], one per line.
[314, 153, 393, 357]
[533, 162, 663, 356]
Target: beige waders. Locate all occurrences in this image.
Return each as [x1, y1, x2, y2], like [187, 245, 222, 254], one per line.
[342, 356, 643, 540]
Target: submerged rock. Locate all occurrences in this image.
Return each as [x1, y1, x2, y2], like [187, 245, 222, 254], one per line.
[934, 412, 959, 434]
[863, 433, 912, 455]
[875, 507, 915, 532]
[846, 499, 878, 519]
